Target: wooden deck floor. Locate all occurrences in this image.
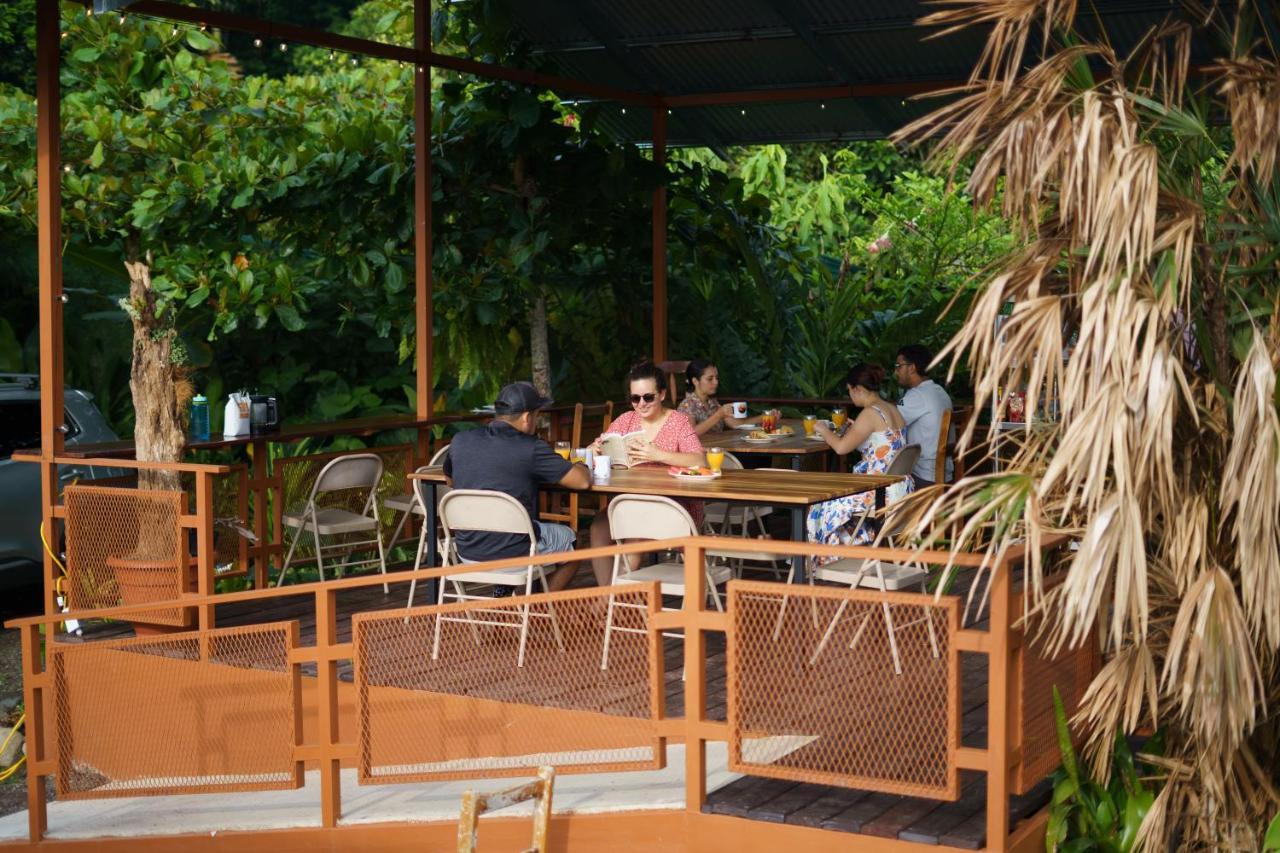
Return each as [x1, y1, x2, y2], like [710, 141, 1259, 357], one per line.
[64, 566, 1049, 847]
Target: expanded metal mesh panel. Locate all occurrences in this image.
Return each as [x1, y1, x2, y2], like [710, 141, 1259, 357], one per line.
[64, 485, 187, 626]
[1015, 620, 1095, 794]
[277, 445, 413, 555]
[727, 580, 960, 800]
[51, 622, 299, 799]
[354, 584, 661, 784]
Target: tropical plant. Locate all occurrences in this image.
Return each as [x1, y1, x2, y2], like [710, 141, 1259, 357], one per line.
[1047, 687, 1163, 852]
[895, 1, 1280, 847]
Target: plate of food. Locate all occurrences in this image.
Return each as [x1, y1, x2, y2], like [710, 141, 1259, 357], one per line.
[743, 430, 784, 443]
[733, 423, 759, 430]
[667, 466, 722, 481]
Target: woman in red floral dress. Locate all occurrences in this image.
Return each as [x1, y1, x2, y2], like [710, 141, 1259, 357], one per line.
[588, 361, 705, 585]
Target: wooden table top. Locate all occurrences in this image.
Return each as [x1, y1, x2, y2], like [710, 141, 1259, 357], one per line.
[410, 465, 900, 506]
[708, 419, 838, 456]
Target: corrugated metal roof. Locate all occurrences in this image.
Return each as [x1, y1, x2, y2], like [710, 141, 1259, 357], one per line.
[498, 0, 1200, 145]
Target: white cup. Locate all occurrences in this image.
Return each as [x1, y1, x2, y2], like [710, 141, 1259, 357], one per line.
[592, 455, 612, 484]
[731, 402, 748, 418]
[581, 448, 595, 469]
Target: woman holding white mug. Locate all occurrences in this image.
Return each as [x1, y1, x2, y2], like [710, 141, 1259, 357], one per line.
[677, 357, 753, 437]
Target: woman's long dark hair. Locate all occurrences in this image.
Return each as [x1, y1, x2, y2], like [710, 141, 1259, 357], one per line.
[685, 357, 715, 390]
[844, 363, 886, 393]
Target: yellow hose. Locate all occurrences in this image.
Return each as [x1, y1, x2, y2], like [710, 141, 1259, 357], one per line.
[39, 522, 66, 578]
[0, 713, 26, 782]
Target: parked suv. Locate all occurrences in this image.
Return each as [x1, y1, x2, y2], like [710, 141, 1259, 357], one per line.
[0, 374, 123, 592]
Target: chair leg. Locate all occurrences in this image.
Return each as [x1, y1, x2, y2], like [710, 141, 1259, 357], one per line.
[406, 521, 429, 609]
[770, 559, 797, 642]
[311, 526, 326, 582]
[375, 526, 389, 594]
[276, 524, 304, 587]
[808, 598, 850, 665]
[600, 555, 621, 671]
[883, 599, 903, 675]
[430, 574, 448, 661]
[455, 579, 482, 647]
[706, 569, 724, 612]
[536, 567, 565, 652]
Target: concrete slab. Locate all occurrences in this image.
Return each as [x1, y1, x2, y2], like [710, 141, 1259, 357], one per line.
[0, 743, 739, 842]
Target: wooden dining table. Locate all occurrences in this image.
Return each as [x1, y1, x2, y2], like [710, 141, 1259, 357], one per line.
[707, 418, 841, 470]
[409, 465, 902, 584]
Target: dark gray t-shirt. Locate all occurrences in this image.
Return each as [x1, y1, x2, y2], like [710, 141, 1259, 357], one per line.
[442, 421, 572, 561]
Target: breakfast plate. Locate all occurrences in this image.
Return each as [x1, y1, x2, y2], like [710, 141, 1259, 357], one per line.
[667, 466, 722, 481]
[733, 423, 758, 430]
[743, 433, 784, 443]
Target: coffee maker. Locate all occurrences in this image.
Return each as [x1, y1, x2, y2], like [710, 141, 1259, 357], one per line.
[249, 395, 280, 434]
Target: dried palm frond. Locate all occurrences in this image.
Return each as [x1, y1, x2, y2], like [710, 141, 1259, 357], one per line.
[898, 0, 1280, 845]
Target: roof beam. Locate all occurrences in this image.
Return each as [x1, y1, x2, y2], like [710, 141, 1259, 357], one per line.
[545, 0, 732, 152]
[73, 0, 660, 107]
[666, 80, 965, 109]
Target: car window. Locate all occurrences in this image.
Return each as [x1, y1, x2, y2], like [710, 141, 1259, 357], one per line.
[0, 400, 41, 461]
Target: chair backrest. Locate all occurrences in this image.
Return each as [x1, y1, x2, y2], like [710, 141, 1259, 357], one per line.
[439, 489, 535, 542]
[888, 444, 921, 478]
[607, 494, 698, 541]
[657, 360, 690, 403]
[428, 444, 451, 466]
[934, 409, 953, 484]
[312, 453, 383, 497]
[410, 461, 451, 508]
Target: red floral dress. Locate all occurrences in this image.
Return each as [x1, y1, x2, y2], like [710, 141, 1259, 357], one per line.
[604, 409, 705, 526]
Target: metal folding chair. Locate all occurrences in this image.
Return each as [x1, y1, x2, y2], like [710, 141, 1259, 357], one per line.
[601, 494, 731, 670]
[427, 489, 564, 668]
[383, 444, 450, 551]
[276, 453, 388, 591]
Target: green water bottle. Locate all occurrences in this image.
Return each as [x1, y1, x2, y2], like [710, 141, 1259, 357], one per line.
[191, 393, 210, 441]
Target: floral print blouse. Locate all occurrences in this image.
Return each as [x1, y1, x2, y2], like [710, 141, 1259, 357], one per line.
[677, 393, 724, 433]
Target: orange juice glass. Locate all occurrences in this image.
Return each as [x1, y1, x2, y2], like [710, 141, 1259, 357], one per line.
[706, 447, 725, 473]
[555, 441, 571, 460]
[802, 415, 817, 435]
[831, 408, 847, 430]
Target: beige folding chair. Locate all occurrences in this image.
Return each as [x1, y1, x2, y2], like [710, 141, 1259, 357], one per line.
[601, 494, 732, 670]
[384, 444, 450, 551]
[775, 444, 938, 674]
[703, 454, 785, 577]
[276, 453, 388, 591]
[428, 489, 564, 668]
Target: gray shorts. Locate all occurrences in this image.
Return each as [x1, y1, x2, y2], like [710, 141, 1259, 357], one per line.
[535, 521, 576, 556]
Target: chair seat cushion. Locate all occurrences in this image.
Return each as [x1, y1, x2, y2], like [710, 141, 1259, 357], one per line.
[617, 562, 732, 594]
[812, 558, 927, 590]
[282, 507, 379, 535]
[705, 546, 787, 563]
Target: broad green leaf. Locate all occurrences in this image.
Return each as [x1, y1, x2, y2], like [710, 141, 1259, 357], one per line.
[89, 141, 104, 169]
[1264, 812, 1280, 852]
[273, 304, 304, 332]
[71, 47, 100, 64]
[184, 30, 218, 52]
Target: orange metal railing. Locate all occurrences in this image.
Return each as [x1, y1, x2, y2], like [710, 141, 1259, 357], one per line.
[9, 524, 1091, 850]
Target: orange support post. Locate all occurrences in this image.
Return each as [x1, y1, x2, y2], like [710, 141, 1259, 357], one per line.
[985, 556, 1014, 848]
[414, 0, 433, 423]
[651, 107, 668, 364]
[36, 0, 65, 618]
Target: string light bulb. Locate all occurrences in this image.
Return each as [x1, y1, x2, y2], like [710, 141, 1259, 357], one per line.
[253, 37, 263, 48]
[820, 102, 826, 110]
[278, 42, 287, 52]
[621, 107, 627, 115]
[118, 14, 126, 24]
[329, 50, 337, 61]
[350, 57, 358, 66]
[62, 163, 72, 173]
[171, 25, 178, 36]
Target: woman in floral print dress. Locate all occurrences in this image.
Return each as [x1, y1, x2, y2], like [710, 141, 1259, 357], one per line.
[807, 363, 915, 565]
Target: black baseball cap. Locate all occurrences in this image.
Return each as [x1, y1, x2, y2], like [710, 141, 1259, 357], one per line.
[493, 381, 554, 415]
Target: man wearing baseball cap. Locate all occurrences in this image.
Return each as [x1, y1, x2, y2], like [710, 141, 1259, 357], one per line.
[443, 381, 590, 591]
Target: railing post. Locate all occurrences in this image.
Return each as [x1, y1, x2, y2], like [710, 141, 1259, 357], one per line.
[682, 539, 706, 813]
[251, 438, 270, 588]
[986, 557, 1015, 850]
[194, 470, 216, 632]
[315, 587, 342, 826]
[21, 624, 48, 842]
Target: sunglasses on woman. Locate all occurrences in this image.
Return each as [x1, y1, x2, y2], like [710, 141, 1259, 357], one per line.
[629, 393, 658, 404]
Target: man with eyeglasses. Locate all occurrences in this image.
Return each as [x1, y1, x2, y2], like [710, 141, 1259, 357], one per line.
[444, 381, 591, 592]
[893, 345, 953, 488]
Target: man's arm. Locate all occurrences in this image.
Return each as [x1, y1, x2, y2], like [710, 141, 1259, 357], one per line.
[897, 386, 929, 427]
[558, 463, 591, 490]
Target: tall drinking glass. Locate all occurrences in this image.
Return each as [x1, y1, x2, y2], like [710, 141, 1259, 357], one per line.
[555, 441, 571, 460]
[831, 408, 847, 431]
[706, 447, 725, 473]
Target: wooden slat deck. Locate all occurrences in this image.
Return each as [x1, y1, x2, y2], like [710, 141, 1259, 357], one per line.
[60, 566, 1050, 847]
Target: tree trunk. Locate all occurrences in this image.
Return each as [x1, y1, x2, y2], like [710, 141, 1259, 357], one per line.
[124, 253, 187, 493]
[529, 294, 551, 397]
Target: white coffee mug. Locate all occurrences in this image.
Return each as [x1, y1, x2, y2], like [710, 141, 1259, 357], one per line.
[731, 402, 748, 418]
[592, 455, 612, 484]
